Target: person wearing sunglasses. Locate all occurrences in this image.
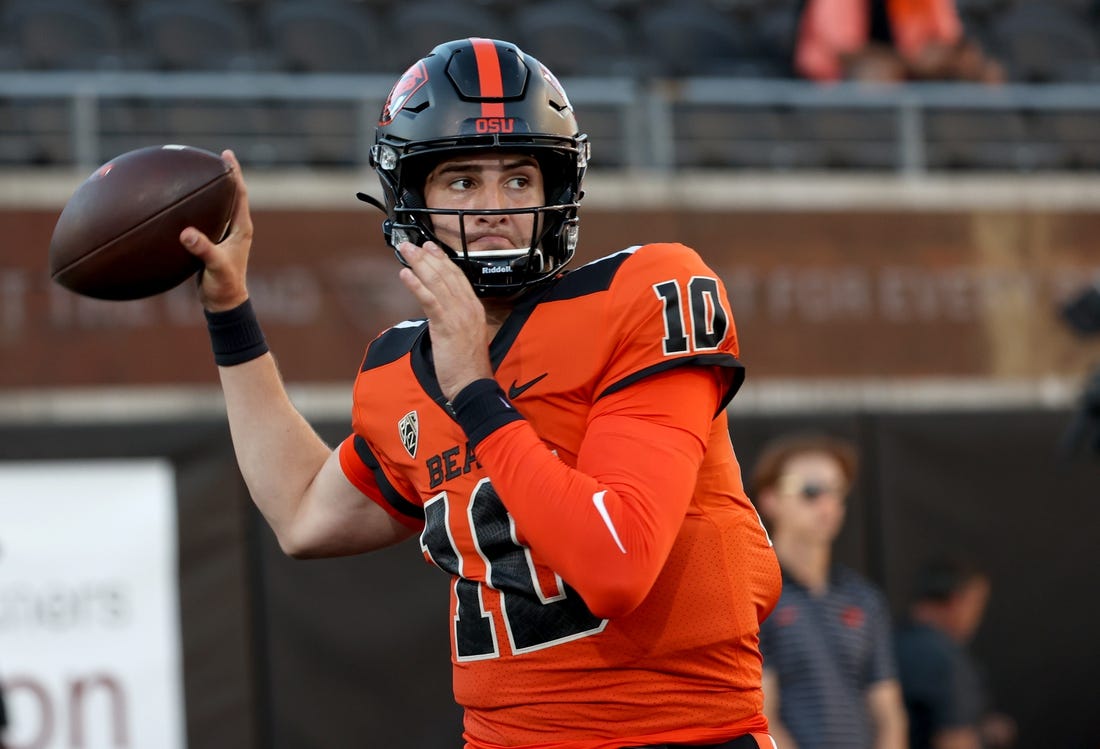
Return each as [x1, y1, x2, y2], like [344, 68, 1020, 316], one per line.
[750, 432, 908, 749]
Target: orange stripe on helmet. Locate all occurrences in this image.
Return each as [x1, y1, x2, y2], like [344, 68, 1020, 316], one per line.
[470, 37, 505, 118]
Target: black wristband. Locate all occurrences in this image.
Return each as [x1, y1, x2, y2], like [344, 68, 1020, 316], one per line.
[204, 298, 269, 366]
[449, 378, 524, 448]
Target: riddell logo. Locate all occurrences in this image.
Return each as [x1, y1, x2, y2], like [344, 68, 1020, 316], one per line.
[481, 265, 512, 274]
[474, 117, 515, 134]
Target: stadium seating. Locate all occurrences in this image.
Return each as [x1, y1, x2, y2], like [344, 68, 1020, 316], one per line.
[3, 0, 126, 70]
[924, 108, 1032, 170]
[513, 1, 635, 77]
[0, 97, 72, 164]
[0, 0, 1095, 84]
[637, 1, 771, 78]
[389, 1, 506, 70]
[0, 0, 1099, 172]
[753, 2, 803, 77]
[262, 2, 388, 73]
[989, 1, 1100, 83]
[673, 104, 810, 169]
[133, 1, 263, 72]
[795, 107, 901, 170]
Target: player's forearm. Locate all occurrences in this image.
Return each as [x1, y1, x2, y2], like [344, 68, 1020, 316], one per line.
[217, 353, 332, 537]
[473, 416, 705, 619]
[933, 727, 983, 749]
[449, 369, 715, 619]
[867, 679, 909, 749]
[770, 725, 798, 749]
[872, 709, 909, 749]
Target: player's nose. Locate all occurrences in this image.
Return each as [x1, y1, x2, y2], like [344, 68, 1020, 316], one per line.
[473, 181, 511, 216]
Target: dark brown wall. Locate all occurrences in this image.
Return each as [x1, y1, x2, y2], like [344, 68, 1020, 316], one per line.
[5, 206, 1100, 387]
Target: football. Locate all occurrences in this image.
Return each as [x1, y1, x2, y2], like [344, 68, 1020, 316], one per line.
[48, 144, 237, 301]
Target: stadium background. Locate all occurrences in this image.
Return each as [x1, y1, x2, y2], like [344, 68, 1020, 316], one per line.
[2, 0, 1100, 747]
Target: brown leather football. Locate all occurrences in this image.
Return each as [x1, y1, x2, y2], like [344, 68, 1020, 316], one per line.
[48, 144, 237, 300]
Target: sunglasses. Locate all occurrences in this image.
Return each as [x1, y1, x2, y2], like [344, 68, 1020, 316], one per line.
[779, 476, 848, 502]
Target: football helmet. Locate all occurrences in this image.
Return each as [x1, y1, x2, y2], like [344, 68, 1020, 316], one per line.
[363, 38, 589, 297]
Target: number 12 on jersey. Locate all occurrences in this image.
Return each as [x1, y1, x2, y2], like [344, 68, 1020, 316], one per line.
[420, 479, 607, 661]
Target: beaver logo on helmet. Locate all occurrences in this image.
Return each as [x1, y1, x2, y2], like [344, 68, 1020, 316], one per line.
[538, 63, 572, 111]
[379, 60, 428, 126]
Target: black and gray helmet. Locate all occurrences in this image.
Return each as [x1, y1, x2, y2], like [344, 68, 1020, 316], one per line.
[364, 38, 589, 296]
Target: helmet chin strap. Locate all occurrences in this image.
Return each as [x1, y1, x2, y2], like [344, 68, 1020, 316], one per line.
[465, 247, 532, 258]
[355, 191, 387, 213]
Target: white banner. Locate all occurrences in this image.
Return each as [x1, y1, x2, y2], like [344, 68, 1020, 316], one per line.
[0, 460, 185, 749]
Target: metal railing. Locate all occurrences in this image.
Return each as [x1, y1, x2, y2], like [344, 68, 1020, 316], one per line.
[663, 78, 1100, 173]
[2, 72, 1099, 173]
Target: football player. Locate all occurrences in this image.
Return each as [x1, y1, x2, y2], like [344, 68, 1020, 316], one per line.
[182, 38, 781, 749]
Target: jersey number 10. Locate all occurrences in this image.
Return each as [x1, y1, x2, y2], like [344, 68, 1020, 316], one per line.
[653, 276, 729, 355]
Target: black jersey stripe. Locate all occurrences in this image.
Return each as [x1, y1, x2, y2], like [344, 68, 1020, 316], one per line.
[542, 247, 639, 303]
[361, 320, 427, 372]
[597, 354, 745, 416]
[353, 435, 425, 522]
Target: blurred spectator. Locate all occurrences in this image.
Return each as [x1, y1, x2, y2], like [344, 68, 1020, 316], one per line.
[795, 0, 1004, 83]
[895, 557, 1017, 749]
[752, 432, 908, 749]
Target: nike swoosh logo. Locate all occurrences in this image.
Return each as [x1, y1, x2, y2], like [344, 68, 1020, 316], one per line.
[507, 372, 548, 399]
[592, 491, 627, 555]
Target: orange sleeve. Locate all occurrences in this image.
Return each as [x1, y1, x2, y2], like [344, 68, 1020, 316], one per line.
[472, 365, 726, 619]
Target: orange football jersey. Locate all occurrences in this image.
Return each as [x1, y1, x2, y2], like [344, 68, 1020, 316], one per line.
[338, 243, 781, 748]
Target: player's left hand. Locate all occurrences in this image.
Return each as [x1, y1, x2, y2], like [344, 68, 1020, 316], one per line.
[398, 241, 493, 401]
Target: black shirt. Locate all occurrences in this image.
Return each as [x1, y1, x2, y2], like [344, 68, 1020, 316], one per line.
[895, 620, 988, 749]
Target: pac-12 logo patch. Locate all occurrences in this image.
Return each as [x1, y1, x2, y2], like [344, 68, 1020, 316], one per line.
[398, 410, 419, 458]
[380, 60, 428, 126]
